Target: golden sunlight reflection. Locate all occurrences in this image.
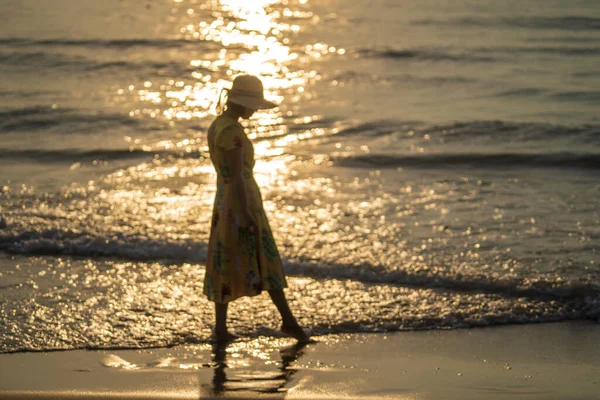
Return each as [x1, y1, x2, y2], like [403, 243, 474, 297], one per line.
[122, 0, 342, 135]
[252, 157, 290, 188]
[111, 0, 352, 223]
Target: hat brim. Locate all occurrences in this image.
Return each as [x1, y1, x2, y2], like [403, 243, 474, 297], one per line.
[228, 95, 277, 110]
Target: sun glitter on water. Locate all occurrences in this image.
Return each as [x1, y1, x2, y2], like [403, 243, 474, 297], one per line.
[112, 0, 347, 231]
[129, 0, 329, 127]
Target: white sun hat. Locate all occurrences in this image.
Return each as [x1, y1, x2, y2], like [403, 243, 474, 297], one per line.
[226, 75, 277, 110]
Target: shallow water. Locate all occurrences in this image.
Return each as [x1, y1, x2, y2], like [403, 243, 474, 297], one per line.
[1, 0, 599, 352]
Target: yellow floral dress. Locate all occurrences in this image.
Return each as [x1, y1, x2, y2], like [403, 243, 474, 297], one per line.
[204, 113, 287, 303]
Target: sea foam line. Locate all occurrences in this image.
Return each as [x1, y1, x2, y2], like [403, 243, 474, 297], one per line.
[1, 229, 599, 301]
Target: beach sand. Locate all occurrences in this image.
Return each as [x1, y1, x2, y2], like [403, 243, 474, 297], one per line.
[1, 321, 598, 400]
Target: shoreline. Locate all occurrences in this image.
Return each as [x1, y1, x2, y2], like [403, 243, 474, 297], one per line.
[1, 321, 599, 399]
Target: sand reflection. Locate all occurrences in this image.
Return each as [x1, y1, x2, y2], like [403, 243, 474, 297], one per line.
[208, 341, 308, 396]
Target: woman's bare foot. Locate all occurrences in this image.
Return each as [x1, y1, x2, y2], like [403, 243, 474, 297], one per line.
[281, 324, 311, 343]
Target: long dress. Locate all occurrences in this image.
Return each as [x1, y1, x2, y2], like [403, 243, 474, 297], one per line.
[204, 113, 288, 303]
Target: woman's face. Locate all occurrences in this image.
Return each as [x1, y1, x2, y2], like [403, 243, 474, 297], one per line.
[242, 107, 257, 119]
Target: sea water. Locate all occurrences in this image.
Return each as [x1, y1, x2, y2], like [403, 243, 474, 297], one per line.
[0, 0, 599, 352]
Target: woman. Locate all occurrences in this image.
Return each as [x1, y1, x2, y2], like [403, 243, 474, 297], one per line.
[204, 75, 309, 343]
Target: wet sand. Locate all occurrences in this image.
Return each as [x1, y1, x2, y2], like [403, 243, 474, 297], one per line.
[1, 321, 598, 400]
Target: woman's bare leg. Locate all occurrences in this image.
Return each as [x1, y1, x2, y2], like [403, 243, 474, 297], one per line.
[214, 302, 240, 343]
[268, 289, 310, 342]
[215, 302, 228, 341]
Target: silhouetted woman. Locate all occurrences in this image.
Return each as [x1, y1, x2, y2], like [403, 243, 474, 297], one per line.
[204, 75, 309, 343]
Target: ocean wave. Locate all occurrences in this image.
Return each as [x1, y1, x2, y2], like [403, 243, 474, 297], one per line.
[550, 91, 600, 103]
[331, 152, 600, 170]
[0, 50, 204, 75]
[0, 37, 214, 49]
[496, 88, 548, 97]
[0, 50, 88, 69]
[332, 120, 600, 144]
[413, 16, 600, 31]
[0, 229, 206, 262]
[494, 88, 600, 103]
[283, 260, 600, 301]
[573, 71, 600, 78]
[0, 106, 142, 133]
[476, 45, 600, 56]
[428, 120, 600, 139]
[328, 70, 476, 86]
[332, 120, 420, 138]
[357, 48, 495, 62]
[0, 148, 200, 163]
[529, 36, 600, 44]
[1, 228, 598, 301]
[358, 44, 600, 65]
[0, 89, 61, 98]
[518, 46, 600, 56]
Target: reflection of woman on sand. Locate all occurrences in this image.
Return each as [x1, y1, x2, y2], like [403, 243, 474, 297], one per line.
[204, 75, 310, 343]
[209, 341, 308, 396]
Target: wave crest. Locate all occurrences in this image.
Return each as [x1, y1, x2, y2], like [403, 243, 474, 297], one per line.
[1, 228, 598, 301]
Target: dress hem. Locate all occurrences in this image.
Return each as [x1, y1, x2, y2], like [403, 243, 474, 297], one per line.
[203, 285, 288, 304]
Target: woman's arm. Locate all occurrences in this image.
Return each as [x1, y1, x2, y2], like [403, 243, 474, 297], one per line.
[224, 145, 250, 210]
[224, 146, 257, 230]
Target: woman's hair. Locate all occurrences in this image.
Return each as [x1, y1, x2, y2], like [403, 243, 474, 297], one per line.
[215, 88, 248, 115]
